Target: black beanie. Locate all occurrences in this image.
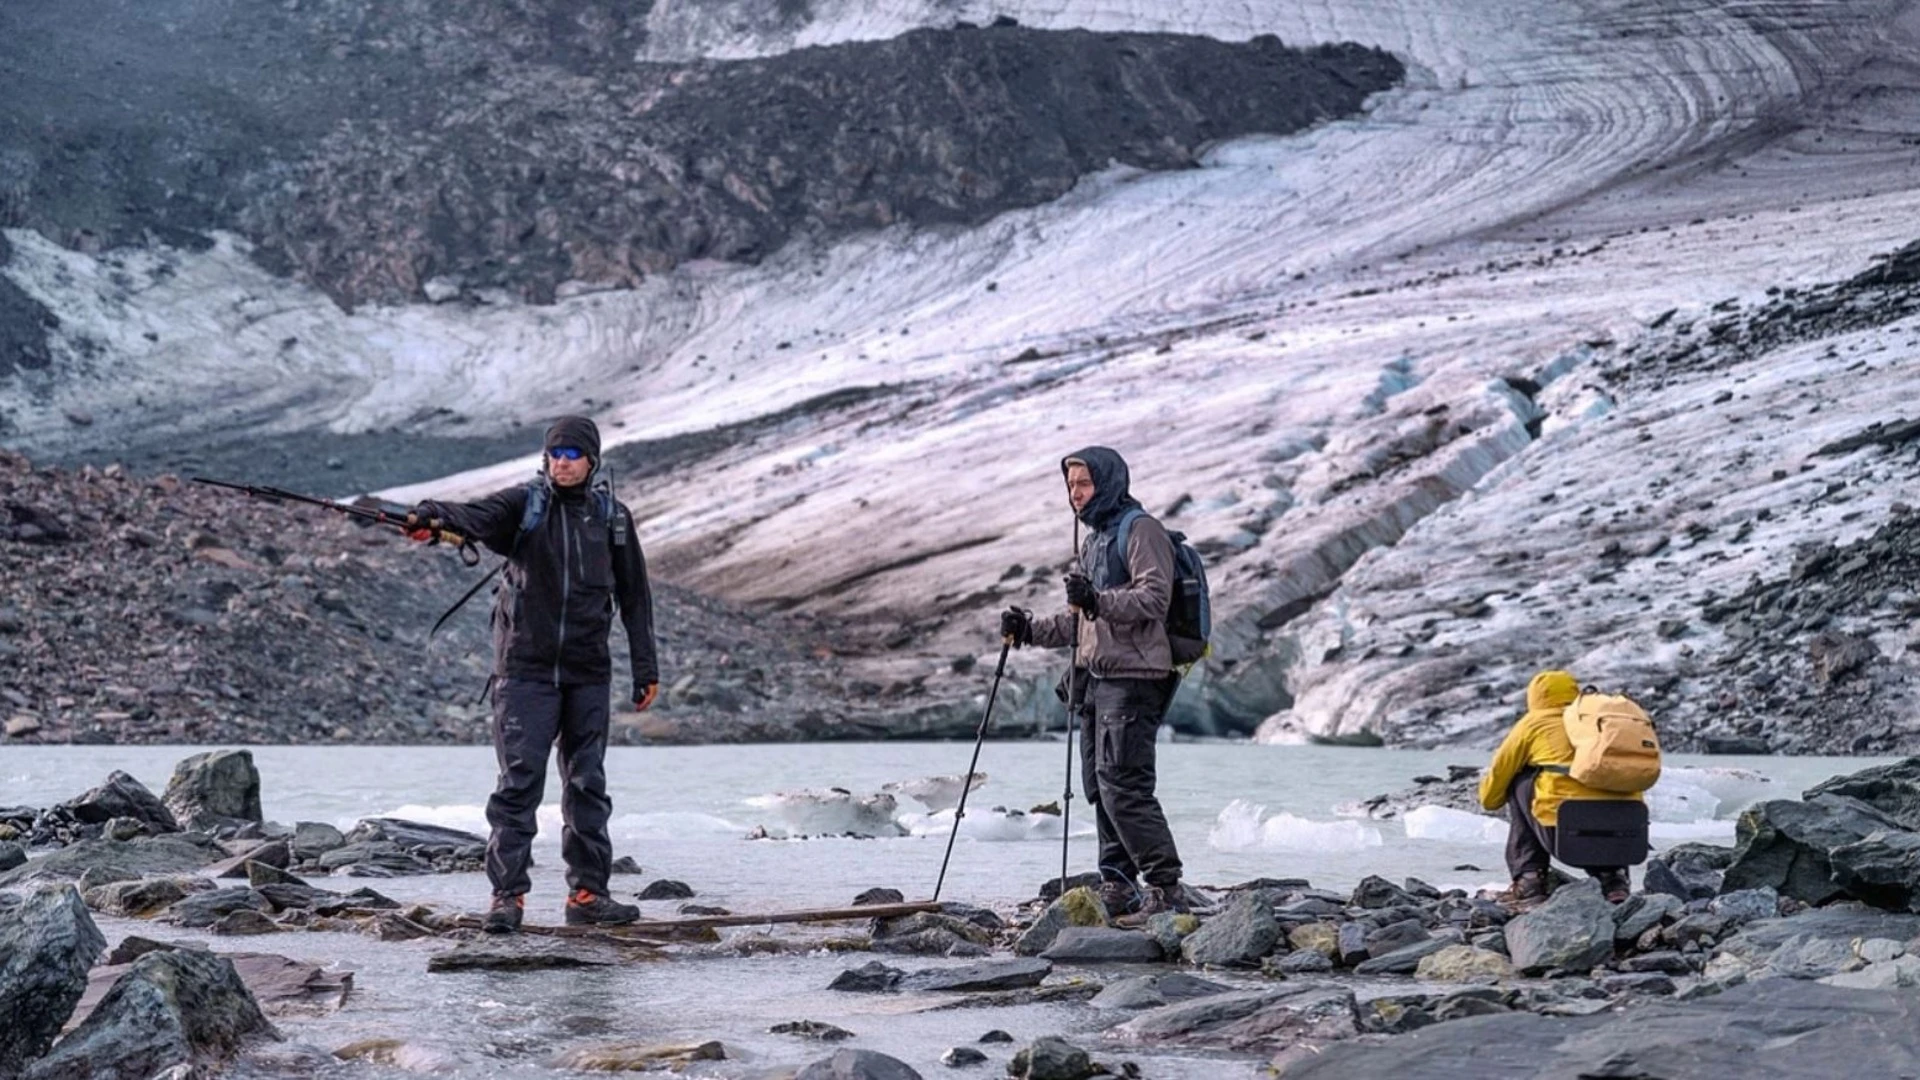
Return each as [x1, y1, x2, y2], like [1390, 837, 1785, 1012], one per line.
[543, 415, 601, 462]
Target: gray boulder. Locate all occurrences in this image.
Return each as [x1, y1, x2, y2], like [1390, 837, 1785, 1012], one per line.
[1352, 937, 1453, 975]
[1008, 1036, 1095, 1080]
[796, 1048, 924, 1080]
[1829, 830, 1920, 912]
[82, 877, 200, 918]
[1279, 979, 1920, 1078]
[289, 822, 346, 863]
[1364, 917, 1431, 957]
[1613, 892, 1683, 943]
[0, 885, 107, 1075]
[1012, 887, 1107, 956]
[1115, 985, 1359, 1048]
[1090, 975, 1167, 1010]
[22, 949, 276, 1079]
[0, 840, 25, 871]
[1806, 758, 1920, 830]
[828, 961, 906, 992]
[166, 887, 273, 929]
[1708, 887, 1780, 926]
[1336, 921, 1371, 966]
[1722, 796, 1904, 903]
[1180, 892, 1279, 968]
[1711, 909, 1920, 980]
[1041, 926, 1163, 962]
[1643, 845, 1727, 901]
[902, 958, 1051, 993]
[161, 750, 263, 831]
[872, 911, 995, 957]
[341, 817, 487, 856]
[0, 834, 219, 888]
[315, 842, 434, 876]
[1350, 875, 1420, 909]
[57, 771, 180, 834]
[1504, 880, 1616, 974]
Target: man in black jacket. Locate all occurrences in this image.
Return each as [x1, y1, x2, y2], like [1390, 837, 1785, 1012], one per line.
[409, 415, 658, 933]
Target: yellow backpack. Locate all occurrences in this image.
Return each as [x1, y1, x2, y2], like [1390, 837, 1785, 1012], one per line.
[1559, 690, 1662, 793]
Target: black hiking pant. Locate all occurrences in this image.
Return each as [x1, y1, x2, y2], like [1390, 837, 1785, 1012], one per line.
[486, 677, 614, 898]
[1075, 673, 1183, 889]
[1505, 770, 1624, 882]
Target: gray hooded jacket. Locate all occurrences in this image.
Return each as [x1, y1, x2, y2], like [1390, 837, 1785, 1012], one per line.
[1030, 446, 1175, 679]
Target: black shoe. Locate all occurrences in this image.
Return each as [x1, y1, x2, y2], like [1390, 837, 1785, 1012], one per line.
[1114, 882, 1189, 928]
[1595, 870, 1631, 904]
[1097, 878, 1142, 918]
[1496, 870, 1551, 911]
[483, 894, 523, 934]
[566, 889, 639, 926]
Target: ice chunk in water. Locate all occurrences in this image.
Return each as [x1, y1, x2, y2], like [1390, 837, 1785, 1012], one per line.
[1402, 805, 1505, 844]
[881, 772, 986, 812]
[1208, 799, 1383, 852]
[744, 789, 905, 838]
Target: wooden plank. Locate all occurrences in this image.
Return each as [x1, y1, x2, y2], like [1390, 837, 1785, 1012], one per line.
[451, 900, 940, 943]
[616, 899, 942, 933]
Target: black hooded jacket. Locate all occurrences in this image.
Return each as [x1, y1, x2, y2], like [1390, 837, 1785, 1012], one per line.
[419, 417, 658, 693]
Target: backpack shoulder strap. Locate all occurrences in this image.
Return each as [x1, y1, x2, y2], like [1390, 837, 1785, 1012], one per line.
[1110, 507, 1148, 584]
[517, 480, 549, 538]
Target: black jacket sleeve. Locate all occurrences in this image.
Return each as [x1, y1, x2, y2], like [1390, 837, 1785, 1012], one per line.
[418, 487, 528, 557]
[611, 501, 659, 691]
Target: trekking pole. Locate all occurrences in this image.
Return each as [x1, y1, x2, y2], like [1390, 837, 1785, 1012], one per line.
[1059, 519, 1081, 902]
[932, 634, 1013, 902]
[192, 477, 483, 566]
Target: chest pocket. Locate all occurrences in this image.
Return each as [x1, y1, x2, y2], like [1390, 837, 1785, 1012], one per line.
[560, 502, 616, 592]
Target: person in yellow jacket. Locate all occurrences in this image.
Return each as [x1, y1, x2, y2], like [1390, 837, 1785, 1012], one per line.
[1478, 669, 1639, 906]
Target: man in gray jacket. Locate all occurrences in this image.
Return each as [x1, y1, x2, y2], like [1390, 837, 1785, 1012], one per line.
[1001, 446, 1185, 922]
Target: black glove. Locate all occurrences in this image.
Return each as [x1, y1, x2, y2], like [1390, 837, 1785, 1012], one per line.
[1065, 573, 1100, 619]
[404, 505, 442, 544]
[999, 607, 1033, 648]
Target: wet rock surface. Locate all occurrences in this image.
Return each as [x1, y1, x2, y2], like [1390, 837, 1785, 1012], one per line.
[0, 885, 107, 1075]
[22, 948, 277, 1080]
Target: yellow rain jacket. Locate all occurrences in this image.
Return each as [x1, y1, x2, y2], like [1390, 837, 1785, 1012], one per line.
[1477, 670, 1643, 826]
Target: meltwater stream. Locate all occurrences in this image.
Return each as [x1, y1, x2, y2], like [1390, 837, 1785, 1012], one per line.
[4, 743, 1892, 1079]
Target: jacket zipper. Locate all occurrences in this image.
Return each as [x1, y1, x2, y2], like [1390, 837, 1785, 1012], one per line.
[555, 504, 572, 685]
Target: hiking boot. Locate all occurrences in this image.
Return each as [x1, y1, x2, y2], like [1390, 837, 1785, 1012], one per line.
[482, 894, 523, 935]
[1114, 882, 1189, 929]
[1097, 878, 1142, 919]
[1595, 870, 1631, 904]
[1496, 870, 1551, 911]
[565, 888, 639, 926]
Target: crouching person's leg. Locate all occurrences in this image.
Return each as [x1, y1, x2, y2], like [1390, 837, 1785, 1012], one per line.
[1500, 770, 1553, 908]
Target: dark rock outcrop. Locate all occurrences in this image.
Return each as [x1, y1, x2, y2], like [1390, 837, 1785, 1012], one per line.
[1503, 880, 1615, 974]
[3, 4, 1403, 308]
[0, 885, 107, 1076]
[795, 1048, 925, 1080]
[1277, 980, 1920, 1078]
[162, 750, 264, 831]
[23, 948, 276, 1080]
[0, 834, 220, 888]
[1722, 796, 1905, 903]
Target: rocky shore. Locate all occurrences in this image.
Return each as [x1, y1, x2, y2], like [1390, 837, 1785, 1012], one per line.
[9, 750, 1920, 1077]
[0, 448, 1007, 745]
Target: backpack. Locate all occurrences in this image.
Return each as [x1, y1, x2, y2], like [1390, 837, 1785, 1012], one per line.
[1558, 690, 1662, 793]
[1111, 508, 1212, 667]
[518, 478, 626, 548]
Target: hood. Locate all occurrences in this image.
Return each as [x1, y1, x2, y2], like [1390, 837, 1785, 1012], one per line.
[542, 415, 604, 492]
[1061, 445, 1143, 531]
[544, 415, 602, 462]
[1527, 670, 1580, 711]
